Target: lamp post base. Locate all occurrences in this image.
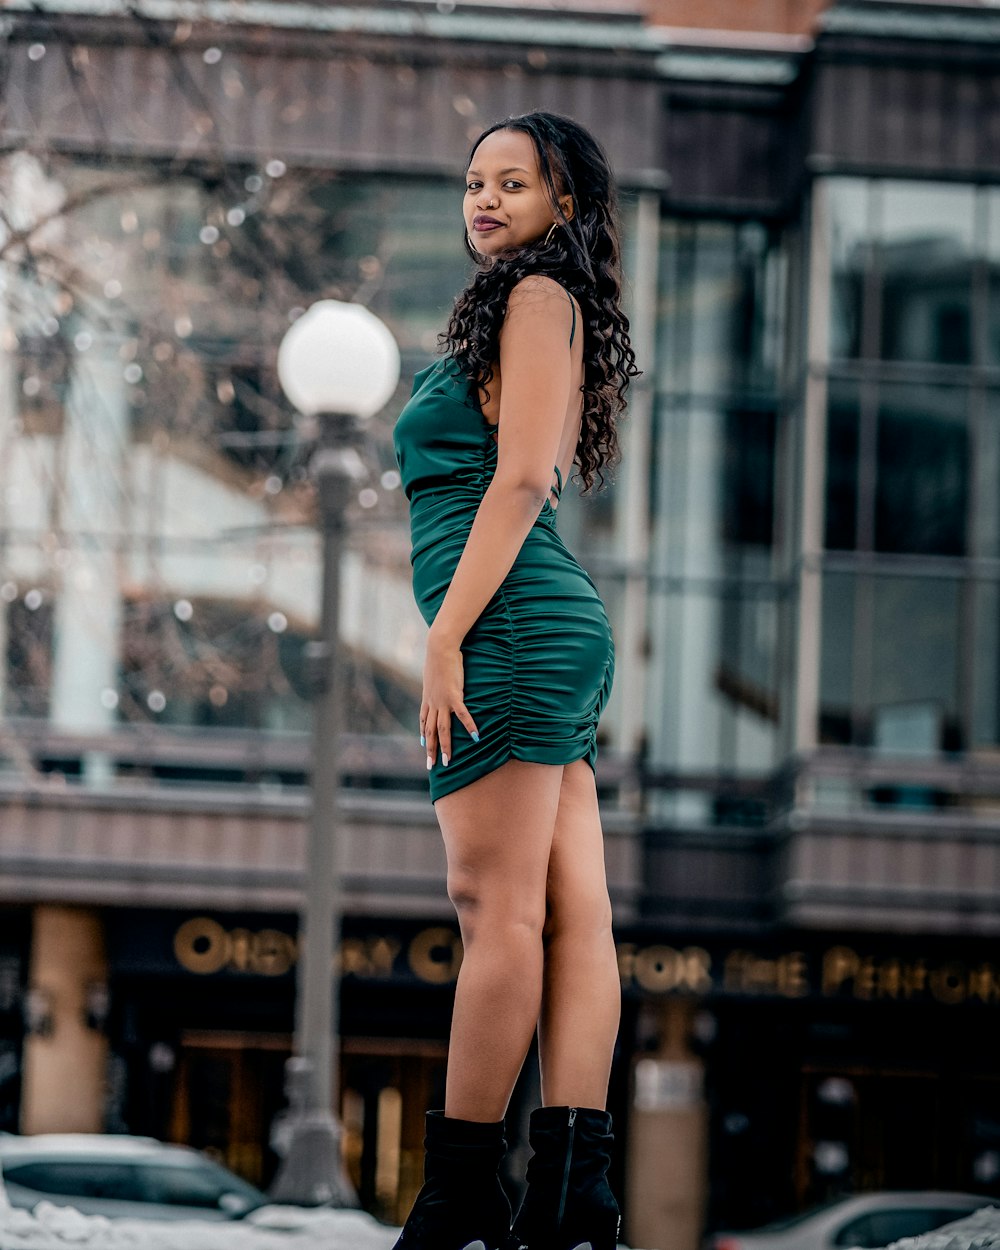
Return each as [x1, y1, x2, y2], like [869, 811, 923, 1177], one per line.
[269, 1108, 360, 1208]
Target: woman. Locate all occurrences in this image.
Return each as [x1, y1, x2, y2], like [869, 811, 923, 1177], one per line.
[391, 110, 639, 1250]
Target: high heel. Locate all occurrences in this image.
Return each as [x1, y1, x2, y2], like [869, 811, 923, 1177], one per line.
[506, 1106, 621, 1250]
[392, 1111, 512, 1250]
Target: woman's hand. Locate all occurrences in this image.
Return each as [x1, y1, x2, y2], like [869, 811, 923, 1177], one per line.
[420, 628, 480, 770]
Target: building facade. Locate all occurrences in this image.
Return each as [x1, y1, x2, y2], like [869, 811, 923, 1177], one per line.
[1, 1, 1000, 1246]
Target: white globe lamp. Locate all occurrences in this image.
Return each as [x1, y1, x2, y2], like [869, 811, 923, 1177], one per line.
[277, 299, 400, 419]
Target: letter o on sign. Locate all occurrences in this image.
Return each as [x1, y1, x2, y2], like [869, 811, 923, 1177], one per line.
[174, 917, 230, 975]
[408, 927, 463, 985]
[634, 946, 681, 994]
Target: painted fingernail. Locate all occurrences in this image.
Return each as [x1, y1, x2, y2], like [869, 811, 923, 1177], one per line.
[426, 756, 433, 770]
[442, 753, 449, 767]
[420, 734, 426, 746]
[471, 731, 480, 742]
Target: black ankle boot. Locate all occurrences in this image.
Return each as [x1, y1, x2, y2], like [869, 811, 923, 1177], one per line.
[392, 1111, 512, 1250]
[507, 1106, 621, 1250]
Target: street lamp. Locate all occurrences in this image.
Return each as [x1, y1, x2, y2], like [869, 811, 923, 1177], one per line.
[269, 300, 400, 1207]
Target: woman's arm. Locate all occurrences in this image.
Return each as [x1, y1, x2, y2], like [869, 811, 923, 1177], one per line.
[420, 274, 576, 770]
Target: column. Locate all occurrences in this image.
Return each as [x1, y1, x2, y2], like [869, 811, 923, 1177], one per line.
[21, 905, 110, 1134]
[626, 998, 709, 1250]
[50, 336, 128, 780]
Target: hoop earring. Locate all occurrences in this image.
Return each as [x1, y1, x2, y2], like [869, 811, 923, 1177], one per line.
[543, 221, 560, 245]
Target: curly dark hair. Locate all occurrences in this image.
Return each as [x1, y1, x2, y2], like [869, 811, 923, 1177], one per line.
[440, 111, 640, 492]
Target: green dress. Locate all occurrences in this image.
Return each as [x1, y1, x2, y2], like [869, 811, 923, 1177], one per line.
[392, 295, 615, 804]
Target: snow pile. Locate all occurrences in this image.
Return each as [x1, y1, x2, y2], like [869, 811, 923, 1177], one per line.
[884, 1207, 1000, 1250]
[0, 1201, 400, 1250]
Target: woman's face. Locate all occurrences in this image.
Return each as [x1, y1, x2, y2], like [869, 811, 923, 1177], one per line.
[464, 128, 572, 258]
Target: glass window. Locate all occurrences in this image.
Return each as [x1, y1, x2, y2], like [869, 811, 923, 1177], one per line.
[136, 1162, 263, 1210]
[971, 574, 1000, 749]
[646, 579, 782, 793]
[826, 178, 979, 366]
[819, 572, 855, 746]
[4, 596, 54, 718]
[834, 1208, 970, 1249]
[828, 178, 870, 361]
[825, 378, 861, 551]
[988, 189, 1000, 368]
[658, 220, 785, 397]
[877, 183, 976, 366]
[722, 403, 776, 550]
[821, 574, 963, 752]
[0, 154, 473, 749]
[870, 576, 963, 753]
[824, 380, 969, 557]
[3, 1160, 144, 1201]
[875, 383, 968, 556]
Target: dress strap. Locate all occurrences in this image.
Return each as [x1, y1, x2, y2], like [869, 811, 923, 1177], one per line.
[567, 290, 577, 348]
[550, 464, 563, 500]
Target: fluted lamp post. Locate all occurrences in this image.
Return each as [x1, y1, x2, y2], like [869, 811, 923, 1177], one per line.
[269, 300, 400, 1206]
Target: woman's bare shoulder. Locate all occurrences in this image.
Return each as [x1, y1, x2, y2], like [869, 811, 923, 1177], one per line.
[507, 273, 571, 310]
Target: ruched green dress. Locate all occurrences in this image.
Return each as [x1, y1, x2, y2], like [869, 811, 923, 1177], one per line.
[392, 294, 615, 804]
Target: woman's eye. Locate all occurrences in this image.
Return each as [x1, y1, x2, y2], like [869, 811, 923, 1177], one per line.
[466, 182, 481, 192]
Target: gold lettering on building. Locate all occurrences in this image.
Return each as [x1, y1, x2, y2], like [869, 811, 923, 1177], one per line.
[407, 927, 464, 985]
[174, 919, 455, 984]
[174, 918, 231, 975]
[820, 946, 998, 1005]
[339, 937, 402, 979]
[170, 921, 1000, 1006]
[626, 945, 712, 995]
[724, 950, 808, 998]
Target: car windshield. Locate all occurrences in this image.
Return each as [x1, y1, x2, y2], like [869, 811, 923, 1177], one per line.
[1, 1152, 267, 1214]
[136, 1160, 266, 1211]
[2, 1161, 145, 1201]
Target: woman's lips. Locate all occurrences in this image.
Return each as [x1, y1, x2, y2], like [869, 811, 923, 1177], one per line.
[473, 219, 504, 232]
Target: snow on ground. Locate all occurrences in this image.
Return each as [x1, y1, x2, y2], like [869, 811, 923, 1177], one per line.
[0, 1199, 400, 1250]
[0, 1187, 656, 1250]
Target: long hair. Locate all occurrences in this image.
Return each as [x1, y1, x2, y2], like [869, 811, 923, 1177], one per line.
[440, 111, 640, 492]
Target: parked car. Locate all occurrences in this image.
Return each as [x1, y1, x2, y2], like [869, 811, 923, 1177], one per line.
[707, 1192, 989, 1250]
[0, 1133, 268, 1222]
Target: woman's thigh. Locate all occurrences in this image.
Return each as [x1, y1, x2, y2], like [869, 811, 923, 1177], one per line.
[545, 758, 613, 931]
[434, 758, 565, 930]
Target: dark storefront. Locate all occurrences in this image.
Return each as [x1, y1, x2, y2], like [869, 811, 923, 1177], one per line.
[103, 910, 1000, 1229]
[0, 909, 28, 1134]
[105, 910, 465, 1222]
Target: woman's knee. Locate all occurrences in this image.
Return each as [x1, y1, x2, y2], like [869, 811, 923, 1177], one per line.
[448, 866, 545, 934]
[544, 883, 614, 943]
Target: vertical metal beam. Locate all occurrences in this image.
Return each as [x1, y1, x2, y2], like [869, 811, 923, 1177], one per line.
[614, 188, 660, 767]
[794, 177, 831, 756]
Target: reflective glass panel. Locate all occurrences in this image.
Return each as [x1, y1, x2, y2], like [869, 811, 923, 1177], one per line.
[825, 378, 861, 551]
[988, 188, 1000, 368]
[875, 382, 968, 556]
[658, 220, 784, 397]
[819, 571, 855, 746]
[821, 572, 963, 752]
[870, 575, 962, 753]
[827, 178, 870, 361]
[877, 182, 976, 366]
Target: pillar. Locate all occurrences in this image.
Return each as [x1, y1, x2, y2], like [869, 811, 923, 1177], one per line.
[21, 905, 110, 1134]
[626, 999, 709, 1250]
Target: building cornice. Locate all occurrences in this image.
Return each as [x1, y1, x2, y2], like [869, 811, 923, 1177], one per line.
[0, 0, 662, 52]
[820, 0, 1000, 43]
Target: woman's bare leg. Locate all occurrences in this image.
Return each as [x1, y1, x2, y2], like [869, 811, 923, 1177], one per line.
[435, 757, 564, 1122]
[538, 758, 621, 1108]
